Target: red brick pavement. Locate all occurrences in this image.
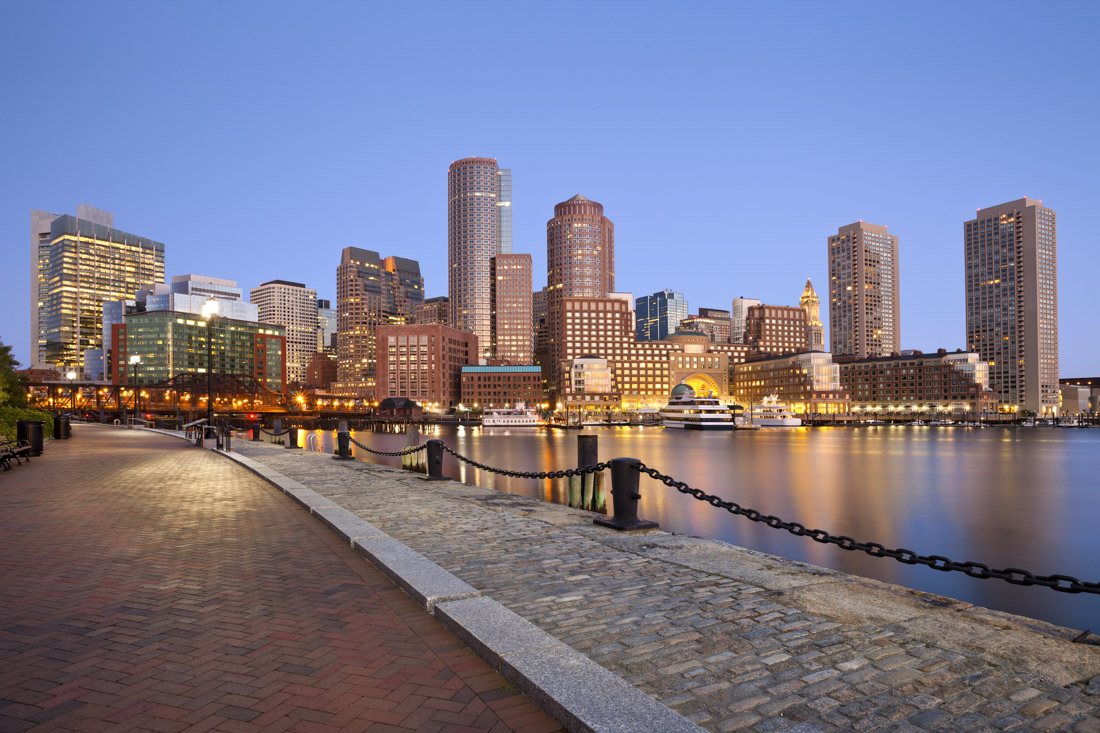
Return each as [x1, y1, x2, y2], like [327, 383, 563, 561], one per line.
[0, 426, 561, 733]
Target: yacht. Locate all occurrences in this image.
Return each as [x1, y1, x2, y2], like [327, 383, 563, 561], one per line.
[481, 402, 542, 428]
[747, 395, 802, 427]
[1057, 416, 1080, 428]
[660, 384, 734, 430]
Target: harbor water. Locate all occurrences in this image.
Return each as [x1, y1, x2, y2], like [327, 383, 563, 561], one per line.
[300, 424, 1100, 633]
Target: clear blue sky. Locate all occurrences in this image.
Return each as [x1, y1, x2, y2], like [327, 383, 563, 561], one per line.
[2, 1, 1097, 374]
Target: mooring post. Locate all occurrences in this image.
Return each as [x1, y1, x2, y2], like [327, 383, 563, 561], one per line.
[334, 431, 353, 460]
[286, 425, 299, 449]
[578, 434, 598, 510]
[404, 425, 420, 471]
[424, 439, 448, 481]
[593, 457, 659, 531]
[251, 422, 260, 441]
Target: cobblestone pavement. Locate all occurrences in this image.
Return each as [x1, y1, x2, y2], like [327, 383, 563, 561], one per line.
[231, 438, 1100, 733]
[0, 426, 561, 733]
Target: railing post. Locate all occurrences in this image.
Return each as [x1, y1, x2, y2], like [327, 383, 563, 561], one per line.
[224, 421, 231, 452]
[423, 439, 448, 481]
[333, 430, 354, 460]
[251, 422, 260, 441]
[593, 458, 659, 531]
[286, 425, 299, 449]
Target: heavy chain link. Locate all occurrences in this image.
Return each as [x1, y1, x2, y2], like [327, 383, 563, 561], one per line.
[442, 445, 609, 480]
[259, 428, 289, 437]
[637, 463, 1100, 596]
[348, 436, 427, 457]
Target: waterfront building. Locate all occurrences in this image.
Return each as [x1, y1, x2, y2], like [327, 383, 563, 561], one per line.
[636, 290, 689, 342]
[305, 352, 337, 390]
[729, 297, 761, 344]
[317, 299, 336, 354]
[30, 205, 165, 371]
[490, 254, 533, 363]
[733, 352, 850, 415]
[250, 280, 318, 385]
[460, 365, 543, 409]
[828, 221, 900, 358]
[413, 296, 450, 325]
[679, 308, 732, 343]
[965, 198, 1058, 416]
[375, 324, 478, 411]
[334, 247, 424, 397]
[800, 279, 825, 350]
[835, 348, 996, 417]
[1059, 378, 1098, 417]
[111, 310, 286, 394]
[448, 157, 510, 359]
[744, 304, 810, 355]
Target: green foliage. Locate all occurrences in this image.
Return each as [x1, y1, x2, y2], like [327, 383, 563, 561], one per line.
[0, 339, 28, 408]
[0, 406, 55, 441]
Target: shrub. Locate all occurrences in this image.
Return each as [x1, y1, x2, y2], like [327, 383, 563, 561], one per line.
[0, 406, 56, 442]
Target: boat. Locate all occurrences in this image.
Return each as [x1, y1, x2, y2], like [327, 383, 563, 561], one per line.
[481, 402, 542, 428]
[659, 384, 734, 430]
[1057, 417, 1080, 428]
[747, 395, 802, 427]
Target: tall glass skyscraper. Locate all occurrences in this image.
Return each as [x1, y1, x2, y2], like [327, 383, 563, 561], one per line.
[635, 290, 689, 341]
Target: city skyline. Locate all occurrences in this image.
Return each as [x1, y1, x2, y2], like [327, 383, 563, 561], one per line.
[1, 3, 1097, 375]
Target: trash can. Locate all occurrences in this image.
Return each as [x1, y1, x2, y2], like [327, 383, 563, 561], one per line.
[54, 414, 71, 440]
[17, 420, 45, 457]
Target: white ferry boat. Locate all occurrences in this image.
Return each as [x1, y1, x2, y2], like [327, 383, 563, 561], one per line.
[747, 395, 802, 427]
[481, 402, 542, 428]
[660, 384, 734, 430]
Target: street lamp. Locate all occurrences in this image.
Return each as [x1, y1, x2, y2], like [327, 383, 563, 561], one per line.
[129, 354, 142, 417]
[202, 296, 219, 430]
[66, 370, 77, 411]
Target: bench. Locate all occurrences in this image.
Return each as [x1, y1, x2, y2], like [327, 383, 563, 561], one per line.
[0, 439, 32, 471]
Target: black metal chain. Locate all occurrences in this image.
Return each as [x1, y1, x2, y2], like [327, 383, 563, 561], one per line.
[259, 428, 290, 437]
[442, 445, 609, 480]
[637, 463, 1100, 596]
[348, 436, 427, 457]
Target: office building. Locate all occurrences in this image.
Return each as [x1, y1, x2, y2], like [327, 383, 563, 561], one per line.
[490, 253, 533, 363]
[306, 352, 337, 390]
[964, 198, 1058, 415]
[375, 324, 478, 410]
[635, 290, 689, 341]
[800, 279, 825, 350]
[414, 296, 450, 325]
[448, 157, 509, 359]
[734, 352, 850, 415]
[835, 349, 996, 416]
[828, 221, 900, 357]
[679, 308, 732, 343]
[149, 275, 257, 321]
[730, 297, 761, 344]
[250, 280, 319, 385]
[334, 248, 424, 397]
[30, 206, 165, 371]
[460, 365, 543, 408]
[317, 299, 337, 354]
[743, 304, 810, 355]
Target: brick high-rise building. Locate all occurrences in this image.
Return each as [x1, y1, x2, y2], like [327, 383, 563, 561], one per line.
[376, 324, 478, 410]
[448, 157, 511, 359]
[964, 198, 1058, 415]
[828, 221, 900, 358]
[335, 247, 424, 397]
[744, 304, 810, 355]
[250, 280, 318, 385]
[490, 253, 533, 363]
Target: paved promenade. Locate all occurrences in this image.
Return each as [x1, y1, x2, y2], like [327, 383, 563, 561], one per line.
[0, 426, 560, 732]
[228, 435, 1100, 732]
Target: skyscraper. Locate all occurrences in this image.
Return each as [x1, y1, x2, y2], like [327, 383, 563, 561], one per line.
[800, 278, 824, 350]
[635, 290, 689, 341]
[730, 297, 761, 344]
[335, 247, 424, 396]
[448, 157, 509, 359]
[964, 198, 1058, 415]
[250, 280, 319, 385]
[30, 206, 165, 371]
[490, 253, 533, 364]
[828, 221, 900, 358]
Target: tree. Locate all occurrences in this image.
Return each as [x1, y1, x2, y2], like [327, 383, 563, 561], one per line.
[0, 340, 28, 408]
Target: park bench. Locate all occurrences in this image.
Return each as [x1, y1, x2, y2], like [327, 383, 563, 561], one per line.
[0, 439, 32, 471]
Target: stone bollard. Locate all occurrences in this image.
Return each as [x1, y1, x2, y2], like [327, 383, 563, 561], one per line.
[251, 423, 260, 441]
[286, 425, 299, 449]
[423, 439, 448, 481]
[593, 458, 659, 531]
[333, 430, 354, 460]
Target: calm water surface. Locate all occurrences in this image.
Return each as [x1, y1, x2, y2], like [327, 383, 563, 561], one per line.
[301, 425, 1100, 632]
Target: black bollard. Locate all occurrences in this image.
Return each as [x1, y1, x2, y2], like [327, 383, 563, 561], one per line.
[251, 423, 260, 441]
[423, 439, 448, 481]
[333, 430, 354, 460]
[593, 458, 659, 531]
[224, 424, 231, 452]
[286, 426, 299, 449]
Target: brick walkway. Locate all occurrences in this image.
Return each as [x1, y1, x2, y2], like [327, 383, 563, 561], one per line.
[0, 426, 561, 733]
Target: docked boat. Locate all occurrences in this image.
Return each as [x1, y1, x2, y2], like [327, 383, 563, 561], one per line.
[1057, 416, 1080, 428]
[481, 402, 542, 428]
[660, 384, 734, 430]
[747, 395, 802, 427]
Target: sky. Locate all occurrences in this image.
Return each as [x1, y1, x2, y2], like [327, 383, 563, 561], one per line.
[2, 1, 1098, 375]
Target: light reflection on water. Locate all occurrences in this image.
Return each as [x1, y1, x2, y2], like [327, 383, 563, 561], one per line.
[300, 424, 1100, 632]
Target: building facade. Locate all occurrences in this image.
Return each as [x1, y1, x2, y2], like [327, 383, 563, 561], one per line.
[460, 365, 543, 408]
[490, 254, 533, 363]
[679, 308, 732, 343]
[250, 280, 318, 385]
[335, 247, 424, 397]
[317, 299, 336, 354]
[744, 304, 810, 355]
[31, 207, 165, 371]
[835, 349, 996, 416]
[828, 221, 900, 358]
[730, 297, 761, 344]
[305, 352, 337, 390]
[413, 296, 450, 325]
[448, 157, 509, 359]
[733, 352, 850, 415]
[800, 279, 825, 350]
[375, 324, 478, 410]
[635, 290, 689, 341]
[964, 198, 1058, 415]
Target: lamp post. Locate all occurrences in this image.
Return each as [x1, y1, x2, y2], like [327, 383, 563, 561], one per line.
[202, 297, 219, 431]
[66, 370, 77, 412]
[129, 354, 141, 418]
